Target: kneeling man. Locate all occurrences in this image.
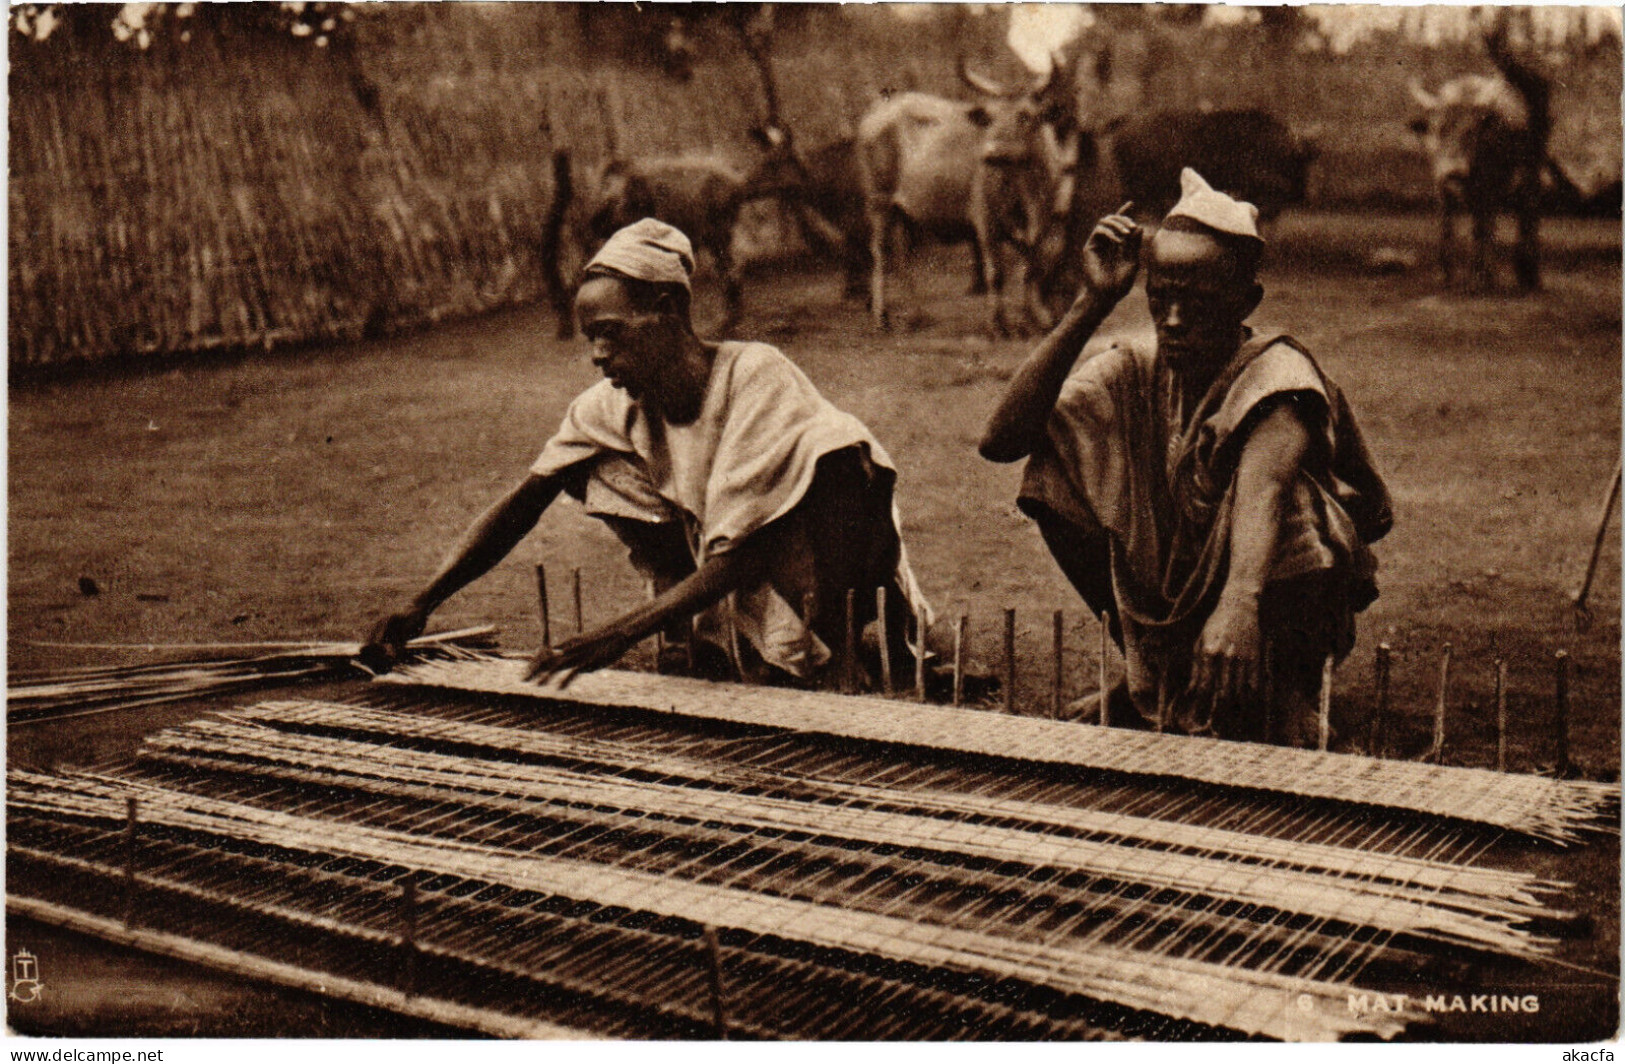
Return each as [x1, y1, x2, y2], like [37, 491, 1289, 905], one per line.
[980, 171, 1391, 745]
[367, 218, 929, 686]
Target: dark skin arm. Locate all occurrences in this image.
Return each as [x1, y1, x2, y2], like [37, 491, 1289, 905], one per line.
[980, 204, 1138, 464]
[362, 472, 562, 670]
[526, 524, 776, 682]
[1187, 402, 1313, 711]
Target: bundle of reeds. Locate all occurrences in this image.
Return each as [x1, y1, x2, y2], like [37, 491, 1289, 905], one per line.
[8, 626, 496, 725]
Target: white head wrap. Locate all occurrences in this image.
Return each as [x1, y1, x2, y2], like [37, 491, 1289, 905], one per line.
[584, 218, 696, 291]
[1164, 168, 1263, 244]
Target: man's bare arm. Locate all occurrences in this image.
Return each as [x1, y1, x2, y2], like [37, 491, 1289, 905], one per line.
[980, 206, 1140, 463]
[526, 525, 776, 680]
[978, 294, 1119, 463]
[363, 472, 562, 667]
[413, 473, 562, 615]
[1189, 403, 1313, 708]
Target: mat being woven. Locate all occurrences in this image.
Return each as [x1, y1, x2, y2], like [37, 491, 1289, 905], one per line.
[384, 658, 1620, 844]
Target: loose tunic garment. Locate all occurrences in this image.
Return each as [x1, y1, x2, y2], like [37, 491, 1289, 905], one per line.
[532, 340, 930, 678]
[1018, 331, 1392, 738]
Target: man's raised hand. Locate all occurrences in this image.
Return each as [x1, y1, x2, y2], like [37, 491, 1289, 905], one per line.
[1078, 203, 1142, 306]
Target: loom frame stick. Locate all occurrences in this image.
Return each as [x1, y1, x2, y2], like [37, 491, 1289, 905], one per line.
[843, 589, 857, 695]
[915, 604, 928, 703]
[876, 587, 893, 696]
[1003, 608, 1016, 715]
[1496, 659, 1508, 773]
[952, 614, 966, 707]
[1098, 611, 1111, 726]
[1319, 654, 1334, 752]
[1554, 650, 1571, 777]
[536, 563, 551, 649]
[1427, 644, 1452, 764]
[703, 925, 728, 1040]
[1051, 609, 1064, 719]
[1371, 642, 1392, 758]
[123, 796, 139, 929]
[572, 567, 584, 634]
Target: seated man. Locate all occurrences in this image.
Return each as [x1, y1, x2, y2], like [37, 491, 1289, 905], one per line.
[980, 170, 1391, 746]
[365, 218, 929, 687]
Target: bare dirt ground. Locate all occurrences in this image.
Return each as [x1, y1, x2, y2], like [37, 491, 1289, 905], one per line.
[7, 210, 1621, 1038]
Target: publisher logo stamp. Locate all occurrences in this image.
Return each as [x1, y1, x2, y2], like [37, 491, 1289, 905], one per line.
[9, 948, 44, 1003]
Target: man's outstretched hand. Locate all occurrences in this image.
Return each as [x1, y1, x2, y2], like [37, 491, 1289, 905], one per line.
[1187, 592, 1264, 716]
[524, 623, 640, 685]
[360, 606, 429, 673]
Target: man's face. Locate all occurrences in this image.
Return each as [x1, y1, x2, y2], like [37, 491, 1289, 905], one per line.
[1145, 227, 1259, 375]
[575, 276, 673, 401]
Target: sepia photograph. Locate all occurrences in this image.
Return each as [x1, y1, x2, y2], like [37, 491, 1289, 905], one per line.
[5, 0, 1621, 1047]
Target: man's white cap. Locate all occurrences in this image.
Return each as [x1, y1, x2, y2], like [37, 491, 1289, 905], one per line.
[1163, 168, 1263, 244]
[585, 218, 696, 290]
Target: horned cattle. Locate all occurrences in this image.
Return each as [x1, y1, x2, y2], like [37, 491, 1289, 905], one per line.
[856, 58, 1079, 335]
[960, 58, 1083, 336]
[1408, 29, 1552, 290]
[784, 137, 870, 299]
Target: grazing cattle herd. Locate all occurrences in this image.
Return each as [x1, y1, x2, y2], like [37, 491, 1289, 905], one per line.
[542, 26, 1593, 337]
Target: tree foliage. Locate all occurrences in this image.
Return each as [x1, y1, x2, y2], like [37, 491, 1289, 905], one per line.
[10, 2, 359, 51]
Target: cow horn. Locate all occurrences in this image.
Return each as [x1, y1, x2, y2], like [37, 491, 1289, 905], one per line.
[958, 55, 1009, 97]
[1408, 79, 1438, 110]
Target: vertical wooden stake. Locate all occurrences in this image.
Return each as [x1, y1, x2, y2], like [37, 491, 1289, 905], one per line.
[843, 588, 858, 694]
[724, 593, 744, 681]
[802, 591, 819, 673]
[123, 796, 139, 929]
[1554, 649, 1571, 777]
[1051, 609, 1065, 719]
[1155, 673, 1167, 734]
[649, 579, 663, 661]
[1318, 653, 1334, 752]
[703, 924, 728, 1040]
[686, 614, 698, 675]
[534, 563, 551, 649]
[401, 879, 420, 998]
[1003, 608, 1016, 715]
[875, 587, 893, 696]
[952, 613, 966, 706]
[572, 567, 584, 634]
[1098, 612, 1111, 727]
[915, 604, 928, 703]
[1494, 658, 1508, 772]
[1371, 642, 1392, 758]
[1431, 643, 1452, 763]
